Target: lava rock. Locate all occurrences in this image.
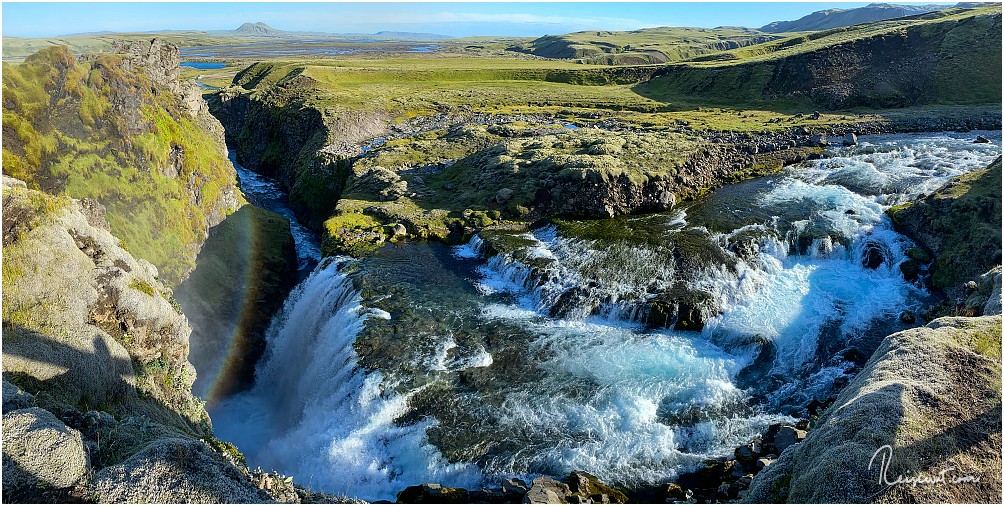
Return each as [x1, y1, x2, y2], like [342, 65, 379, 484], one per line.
[900, 259, 920, 280]
[397, 483, 470, 503]
[861, 242, 886, 269]
[502, 477, 530, 498]
[495, 188, 515, 204]
[523, 477, 571, 504]
[773, 425, 807, 453]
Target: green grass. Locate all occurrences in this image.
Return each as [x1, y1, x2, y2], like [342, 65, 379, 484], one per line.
[3, 46, 239, 285]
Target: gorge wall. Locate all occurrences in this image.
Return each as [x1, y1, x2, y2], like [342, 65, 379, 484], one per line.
[2, 41, 240, 285]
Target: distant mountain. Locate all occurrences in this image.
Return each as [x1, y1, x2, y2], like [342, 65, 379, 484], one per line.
[233, 22, 285, 36]
[760, 3, 950, 33]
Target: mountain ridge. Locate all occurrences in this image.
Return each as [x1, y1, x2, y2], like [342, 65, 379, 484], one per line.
[760, 2, 951, 32]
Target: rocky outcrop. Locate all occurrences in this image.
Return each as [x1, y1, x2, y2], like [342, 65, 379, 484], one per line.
[89, 438, 271, 503]
[1, 181, 317, 503]
[209, 68, 366, 229]
[889, 156, 1002, 301]
[2, 180, 200, 419]
[110, 38, 182, 95]
[744, 315, 1002, 503]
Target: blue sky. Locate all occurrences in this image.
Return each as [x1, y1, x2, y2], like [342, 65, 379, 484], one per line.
[2, 1, 965, 38]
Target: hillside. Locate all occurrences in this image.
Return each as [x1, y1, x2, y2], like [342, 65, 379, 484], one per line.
[761, 2, 949, 33]
[1, 41, 241, 284]
[509, 26, 782, 65]
[639, 5, 1002, 109]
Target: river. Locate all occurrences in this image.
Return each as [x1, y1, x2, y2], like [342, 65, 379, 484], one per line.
[207, 131, 1001, 501]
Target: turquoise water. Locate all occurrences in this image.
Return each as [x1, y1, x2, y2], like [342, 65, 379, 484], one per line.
[209, 131, 1001, 501]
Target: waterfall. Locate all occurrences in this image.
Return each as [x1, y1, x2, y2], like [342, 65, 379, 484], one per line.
[209, 258, 481, 501]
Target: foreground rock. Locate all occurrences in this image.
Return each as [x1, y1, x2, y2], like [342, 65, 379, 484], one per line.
[395, 471, 627, 504]
[1, 181, 343, 503]
[745, 315, 1002, 503]
[2, 407, 90, 502]
[89, 438, 271, 503]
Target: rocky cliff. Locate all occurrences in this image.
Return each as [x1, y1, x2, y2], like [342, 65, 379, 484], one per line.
[2, 41, 240, 285]
[1, 178, 324, 503]
[174, 205, 298, 402]
[744, 315, 1002, 503]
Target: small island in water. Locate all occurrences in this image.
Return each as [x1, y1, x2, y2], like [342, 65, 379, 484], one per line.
[2, 2, 1002, 504]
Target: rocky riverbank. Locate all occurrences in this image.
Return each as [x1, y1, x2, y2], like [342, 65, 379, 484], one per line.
[889, 156, 1002, 305]
[744, 315, 1002, 503]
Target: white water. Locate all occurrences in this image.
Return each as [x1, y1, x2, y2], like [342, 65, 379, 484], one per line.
[211, 131, 1000, 499]
[229, 150, 321, 273]
[210, 258, 482, 501]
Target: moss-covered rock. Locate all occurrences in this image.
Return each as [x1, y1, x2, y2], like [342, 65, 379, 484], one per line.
[87, 438, 271, 503]
[744, 315, 1002, 503]
[2, 407, 90, 502]
[889, 156, 1002, 299]
[2, 43, 241, 285]
[2, 181, 205, 428]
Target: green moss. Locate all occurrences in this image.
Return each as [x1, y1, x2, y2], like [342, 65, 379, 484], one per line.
[906, 247, 932, 263]
[2, 46, 238, 285]
[128, 279, 156, 297]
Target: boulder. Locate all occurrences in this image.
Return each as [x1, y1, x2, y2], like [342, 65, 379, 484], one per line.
[495, 188, 515, 204]
[772, 425, 806, 453]
[975, 135, 991, 143]
[2, 380, 32, 411]
[88, 438, 270, 503]
[899, 259, 920, 280]
[563, 471, 627, 503]
[842, 132, 858, 146]
[860, 242, 886, 269]
[397, 483, 470, 503]
[2, 407, 90, 499]
[502, 477, 530, 498]
[524, 476, 571, 504]
[810, 133, 828, 146]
